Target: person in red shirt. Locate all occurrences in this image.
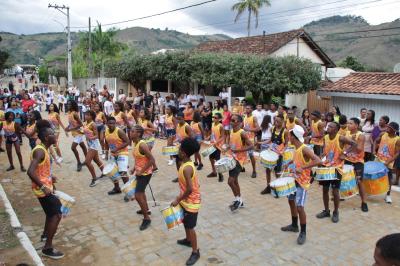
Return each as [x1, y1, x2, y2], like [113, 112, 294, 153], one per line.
[21, 94, 36, 113]
[222, 104, 231, 143]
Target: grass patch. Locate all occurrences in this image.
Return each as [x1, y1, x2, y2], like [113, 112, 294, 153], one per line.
[0, 211, 19, 249]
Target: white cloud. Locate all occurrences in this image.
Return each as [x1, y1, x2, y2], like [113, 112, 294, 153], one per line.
[0, 0, 399, 36]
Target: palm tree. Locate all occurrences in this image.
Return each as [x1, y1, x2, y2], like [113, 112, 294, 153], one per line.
[231, 0, 271, 37]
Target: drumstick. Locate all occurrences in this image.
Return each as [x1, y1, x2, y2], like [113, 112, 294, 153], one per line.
[148, 183, 158, 207]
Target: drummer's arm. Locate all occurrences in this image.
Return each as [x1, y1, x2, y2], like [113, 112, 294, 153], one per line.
[91, 123, 98, 139]
[237, 131, 253, 152]
[373, 133, 384, 155]
[386, 140, 400, 166]
[252, 117, 260, 133]
[302, 147, 322, 169]
[186, 125, 195, 139]
[317, 122, 324, 139]
[339, 136, 356, 153]
[115, 129, 130, 152]
[283, 130, 289, 148]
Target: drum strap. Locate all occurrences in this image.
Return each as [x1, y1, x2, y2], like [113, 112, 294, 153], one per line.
[272, 127, 284, 145]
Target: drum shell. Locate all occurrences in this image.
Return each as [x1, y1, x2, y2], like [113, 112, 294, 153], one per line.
[121, 177, 137, 199]
[340, 166, 358, 199]
[162, 146, 179, 156]
[314, 167, 337, 181]
[103, 163, 119, 178]
[201, 146, 216, 158]
[362, 175, 389, 196]
[161, 205, 184, 230]
[270, 177, 296, 198]
[54, 191, 75, 217]
[215, 157, 236, 173]
[260, 150, 279, 169]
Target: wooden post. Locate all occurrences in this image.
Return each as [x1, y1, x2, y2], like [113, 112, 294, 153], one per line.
[167, 80, 172, 93]
[146, 80, 151, 94]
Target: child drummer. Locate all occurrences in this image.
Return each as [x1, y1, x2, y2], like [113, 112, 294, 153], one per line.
[171, 137, 201, 266]
[281, 125, 321, 245]
[207, 113, 225, 182]
[130, 125, 156, 231]
[225, 114, 254, 212]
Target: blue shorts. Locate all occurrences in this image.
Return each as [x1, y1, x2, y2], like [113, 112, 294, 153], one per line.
[195, 135, 202, 143]
[288, 186, 307, 207]
[166, 129, 176, 137]
[96, 124, 105, 132]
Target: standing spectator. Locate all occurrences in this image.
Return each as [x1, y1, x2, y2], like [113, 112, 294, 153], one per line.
[331, 105, 341, 123]
[218, 87, 229, 105]
[103, 95, 114, 116]
[143, 91, 153, 109]
[45, 94, 52, 112]
[126, 92, 134, 103]
[372, 115, 389, 142]
[164, 95, 175, 109]
[266, 103, 278, 124]
[362, 110, 376, 161]
[133, 89, 144, 111]
[201, 102, 213, 137]
[8, 81, 14, 93]
[74, 87, 80, 102]
[178, 93, 187, 112]
[301, 109, 311, 131]
[198, 88, 206, 103]
[21, 94, 36, 113]
[159, 112, 166, 138]
[155, 92, 165, 113]
[48, 87, 55, 104]
[222, 104, 231, 142]
[100, 85, 110, 104]
[57, 91, 65, 113]
[183, 102, 194, 124]
[117, 89, 126, 102]
[212, 100, 223, 117]
[358, 108, 367, 127]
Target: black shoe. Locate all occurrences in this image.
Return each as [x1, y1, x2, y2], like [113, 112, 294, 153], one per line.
[139, 219, 151, 231]
[0, 147, 5, 152]
[361, 202, 369, 212]
[97, 174, 105, 179]
[136, 209, 152, 215]
[218, 173, 224, 182]
[89, 179, 97, 187]
[297, 232, 306, 245]
[196, 164, 203, 170]
[42, 248, 65, 259]
[40, 233, 47, 242]
[207, 172, 217, 178]
[251, 171, 257, 178]
[193, 162, 199, 166]
[172, 178, 178, 183]
[260, 185, 271, 195]
[281, 224, 299, 232]
[186, 250, 200, 266]
[177, 238, 191, 248]
[230, 200, 240, 212]
[316, 210, 330, 219]
[124, 195, 130, 202]
[241, 167, 245, 172]
[107, 188, 121, 195]
[6, 166, 15, 171]
[332, 211, 339, 223]
[20, 166, 26, 172]
[77, 163, 82, 172]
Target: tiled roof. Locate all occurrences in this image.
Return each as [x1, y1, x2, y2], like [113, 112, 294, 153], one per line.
[195, 29, 335, 67]
[320, 72, 400, 95]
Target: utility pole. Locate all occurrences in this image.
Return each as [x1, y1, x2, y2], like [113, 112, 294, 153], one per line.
[48, 3, 72, 88]
[88, 17, 92, 77]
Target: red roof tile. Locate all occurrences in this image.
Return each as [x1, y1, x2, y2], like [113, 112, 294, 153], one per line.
[194, 29, 335, 67]
[320, 72, 400, 95]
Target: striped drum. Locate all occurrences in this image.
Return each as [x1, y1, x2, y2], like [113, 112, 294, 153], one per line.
[161, 205, 184, 230]
[270, 176, 296, 198]
[340, 165, 359, 199]
[363, 161, 389, 196]
[54, 191, 75, 217]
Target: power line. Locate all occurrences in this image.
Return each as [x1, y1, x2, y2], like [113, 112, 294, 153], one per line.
[70, 0, 217, 29]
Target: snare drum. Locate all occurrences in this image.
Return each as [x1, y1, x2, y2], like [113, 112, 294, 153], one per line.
[270, 176, 296, 198]
[260, 150, 279, 169]
[363, 161, 389, 196]
[314, 167, 337, 181]
[161, 205, 184, 230]
[162, 145, 179, 156]
[340, 165, 359, 199]
[54, 191, 75, 217]
[103, 162, 121, 182]
[201, 146, 216, 158]
[215, 157, 237, 173]
[282, 148, 294, 166]
[121, 177, 137, 200]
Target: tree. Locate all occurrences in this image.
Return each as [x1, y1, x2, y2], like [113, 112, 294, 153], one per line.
[0, 36, 10, 72]
[231, 0, 271, 37]
[338, 56, 366, 72]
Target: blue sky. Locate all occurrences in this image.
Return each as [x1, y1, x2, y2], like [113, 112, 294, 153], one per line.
[1, 0, 399, 37]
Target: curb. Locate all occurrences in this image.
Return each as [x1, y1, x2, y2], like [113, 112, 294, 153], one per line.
[0, 184, 45, 266]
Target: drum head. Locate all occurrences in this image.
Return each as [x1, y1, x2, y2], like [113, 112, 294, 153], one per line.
[54, 190, 75, 202]
[103, 163, 116, 174]
[343, 164, 354, 173]
[260, 150, 279, 161]
[270, 177, 295, 187]
[364, 161, 386, 174]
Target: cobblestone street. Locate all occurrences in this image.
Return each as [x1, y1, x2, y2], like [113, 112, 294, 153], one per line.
[1, 128, 400, 266]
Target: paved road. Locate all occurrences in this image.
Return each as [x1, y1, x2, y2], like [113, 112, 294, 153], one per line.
[1, 118, 400, 265]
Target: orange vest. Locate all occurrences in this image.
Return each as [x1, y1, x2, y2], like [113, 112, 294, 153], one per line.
[83, 121, 96, 140]
[286, 118, 297, 131]
[338, 127, 349, 136]
[105, 127, 128, 156]
[30, 144, 53, 198]
[323, 134, 343, 168]
[48, 112, 59, 129]
[183, 108, 193, 121]
[377, 133, 399, 169]
[310, 120, 323, 146]
[211, 123, 223, 150]
[294, 144, 312, 190]
[230, 129, 247, 166]
[165, 114, 174, 129]
[345, 131, 364, 163]
[112, 111, 125, 129]
[179, 161, 200, 212]
[3, 121, 15, 136]
[126, 110, 135, 126]
[133, 140, 152, 175]
[191, 122, 201, 137]
[95, 111, 105, 126]
[244, 115, 256, 143]
[176, 123, 189, 142]
[68, 111, 83, 137]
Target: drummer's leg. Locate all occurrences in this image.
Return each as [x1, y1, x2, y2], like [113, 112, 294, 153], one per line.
[84, 149, 97, 180]
[71, 141, 81, 166]
[332, 178, 341, 213]
[322, 183, 330, 211]
[355, 163, 367, 206]
[79, 140, 88, 157]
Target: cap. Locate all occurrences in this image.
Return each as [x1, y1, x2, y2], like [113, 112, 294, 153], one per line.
[290, 125, 305, 143]
[388, 122, 399, 132]
[311, 110, 321, 118]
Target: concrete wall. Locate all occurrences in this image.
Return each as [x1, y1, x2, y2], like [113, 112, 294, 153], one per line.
[72, 77, 129, 97]
[285, 92, 308, 113]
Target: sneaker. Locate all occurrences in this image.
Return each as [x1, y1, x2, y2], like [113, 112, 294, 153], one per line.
[186, 250, 200, 266]
[89, 179, 97, 187]
[196, 163, 203, 171]
[241, 167, 245, 173]
[207, 172, 217, 178]
[77, 163, 82, 172]
[361, 202, 369, 212]
[385, 195, 392, 204]
[251, 171, 257, 178]
[316, 210, 330, 219]
[194, 162, 199, 166]
[332, 211, 339, 223]
[56, 157, 63, 164]
[281, 224, 299, 232]
[42, 248, 65, 260]
[6, 166, 15, 171]
[107, 188, 121, 195]
[139, 219, 151, 231]
[177, 238, 191, 248]
[218, 173, 224, 182]
[101, 154, 106, 160]
[260, 185, 271, 195]
[136, 209, 152, 215]
[153, 168, 159, 174]
[172, 178, 178, 183]
[297, 232, 306, 245]
[239, 201, 244, 208]
[124, 195, 130, 202]
[168, 160, 174, 166]
[40, 233, 47, 242]
[230, 200, 240, 212]
[20, 166, 26, 172]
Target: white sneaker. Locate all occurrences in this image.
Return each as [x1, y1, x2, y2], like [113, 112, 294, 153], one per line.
[128, 146, 132, 150]
[101, 154, 106, 160]
[168, 160, 174, 166]
[385, 195, 392, 204]
[56, 157, 63, 164]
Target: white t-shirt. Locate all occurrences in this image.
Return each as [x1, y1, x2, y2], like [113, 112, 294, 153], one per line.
[261, 124, 273, 140]
[266, 110, 278, 124]
[252, 109, 267, 127]
[159, 114, 166, 124]
[219, 91, 229, 100]
[58, 94, 65, 103]
[118, 94, 126, 102]
[48, 90, 55, 99]
[104, 100, 114, 116]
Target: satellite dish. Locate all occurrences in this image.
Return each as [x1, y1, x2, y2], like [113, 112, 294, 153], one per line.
[394, 63, 400, 73]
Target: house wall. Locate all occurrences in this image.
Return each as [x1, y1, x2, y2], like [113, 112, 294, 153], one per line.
[332, 96, 400, 124]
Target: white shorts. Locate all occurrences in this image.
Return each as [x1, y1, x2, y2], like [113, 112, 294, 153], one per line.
[87, 139, 101, 151]
[111, 155, 129, 172]
[288, 186, 307, 207]
[73, 135, 84, 144]
[224, 125, 231, 131]
[0, 129, 4, 137]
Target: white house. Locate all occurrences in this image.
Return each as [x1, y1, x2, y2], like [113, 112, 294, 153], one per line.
[318, 72, 400, 123]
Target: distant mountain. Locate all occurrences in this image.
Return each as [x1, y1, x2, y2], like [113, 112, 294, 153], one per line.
[303, 15, 400, 71]
[0, 27, 231, 65]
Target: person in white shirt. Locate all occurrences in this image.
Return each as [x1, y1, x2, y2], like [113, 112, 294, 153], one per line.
[252, 104, 267, 128]
[74, 87, 80, 101]
[186, 91, 198, 108]
[117, 89, 126, 102]
[266, 103, 278, 125]
[57, 92, 66, 113]
[48, 88, 55, 104]
[103, 95, 115, 116]
[218, 87, 229, 104]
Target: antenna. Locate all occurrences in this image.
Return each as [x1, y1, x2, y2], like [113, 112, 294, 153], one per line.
[394, 63, 400, 73]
